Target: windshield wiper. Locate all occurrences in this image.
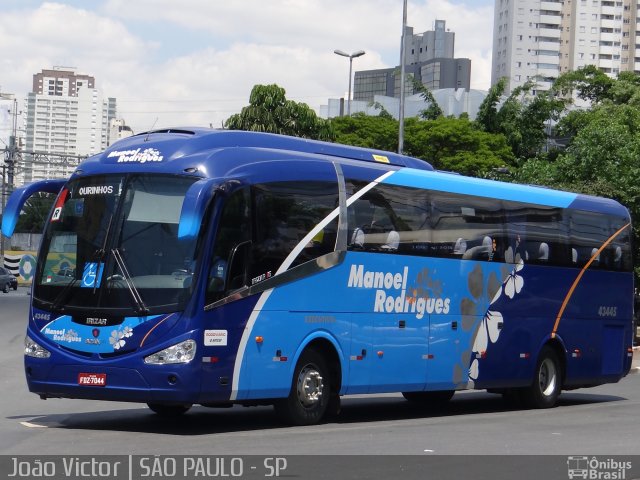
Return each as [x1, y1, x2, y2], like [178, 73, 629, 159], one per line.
[92, 213, 115, 293]
[110, 248, 149, 314]
[50, 277, 79, 312]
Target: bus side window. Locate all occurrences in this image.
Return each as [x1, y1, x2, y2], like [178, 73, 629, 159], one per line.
[251, 181, 339, 278]
[206, 188, 251, 304]
[431, 192, 504, 261]
[569, 211, 610, 269]
[346, 183, 430, 256]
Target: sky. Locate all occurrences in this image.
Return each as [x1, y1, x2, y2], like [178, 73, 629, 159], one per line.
[0, 0, 495, 135]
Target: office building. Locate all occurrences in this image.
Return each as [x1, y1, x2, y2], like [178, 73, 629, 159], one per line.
[353, 20, 471, 103]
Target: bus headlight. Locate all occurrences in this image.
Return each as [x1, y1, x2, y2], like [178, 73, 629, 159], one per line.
[144, 339, 196, 365]
[24, 335, 51, 359]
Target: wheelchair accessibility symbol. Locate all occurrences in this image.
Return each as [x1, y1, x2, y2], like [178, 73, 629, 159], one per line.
[81, 262, 104, 288]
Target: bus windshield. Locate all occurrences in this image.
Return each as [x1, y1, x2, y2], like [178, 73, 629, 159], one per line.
[34, 174, 201, 314]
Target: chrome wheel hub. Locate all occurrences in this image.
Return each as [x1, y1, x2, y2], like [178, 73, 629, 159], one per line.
[296, 366, 324, 408]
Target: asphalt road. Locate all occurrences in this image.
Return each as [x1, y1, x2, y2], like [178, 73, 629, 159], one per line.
[1, 288, 639, 457]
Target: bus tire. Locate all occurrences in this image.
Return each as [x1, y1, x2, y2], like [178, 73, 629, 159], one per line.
[274, 348, 330, 426]
[147, 403, 192, 417]
[522, 345, 562, 409]
[402, 390, 454, 406]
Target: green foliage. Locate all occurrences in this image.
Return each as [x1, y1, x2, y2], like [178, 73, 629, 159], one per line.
[331, 113, 398, 151]
[403, 117, 515, 176]
[332, 114, 514, 177]
[552, 65, 614, 103]
[225, 84, 334, 141]
[475, 77, 507, 134]
[407, 76, 444, 120]
[367, 101, 394, 120]
[516, 101, 640, 280]
[475, 78, 567, 161]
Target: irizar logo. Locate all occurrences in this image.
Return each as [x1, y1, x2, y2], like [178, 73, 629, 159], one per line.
[347, 264, 450, 319]
[107, 147, 164, 164]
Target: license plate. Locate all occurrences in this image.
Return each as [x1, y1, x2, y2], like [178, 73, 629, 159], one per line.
[78, 373, 107, 386]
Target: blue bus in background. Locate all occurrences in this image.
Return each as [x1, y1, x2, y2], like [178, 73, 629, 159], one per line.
[2, 128, 634, 425]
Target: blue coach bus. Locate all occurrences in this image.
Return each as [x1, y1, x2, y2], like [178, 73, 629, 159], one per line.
[2, 128, 634, 425]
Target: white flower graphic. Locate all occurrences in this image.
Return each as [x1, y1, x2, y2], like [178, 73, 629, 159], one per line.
[504, 261, 524, 299]
[472, 310, 503, 354]
[469, 262, 525, 385]
[109, 330, 125, 350]
[469, 359, 479, 383]
[122, 326, 133, 338]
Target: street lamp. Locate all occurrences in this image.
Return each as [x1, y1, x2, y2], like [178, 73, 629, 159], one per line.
[334, 49, 365, 116]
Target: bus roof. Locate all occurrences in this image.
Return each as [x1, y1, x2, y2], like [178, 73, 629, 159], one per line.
[75, 128, 628, 219]
[80, 128, 433, 173]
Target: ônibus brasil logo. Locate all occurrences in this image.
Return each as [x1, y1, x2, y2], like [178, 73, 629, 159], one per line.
[567, 456, 632, 479]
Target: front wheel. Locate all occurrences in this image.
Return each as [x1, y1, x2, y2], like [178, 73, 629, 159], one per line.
[274, 349, 331, 426]
[522, 345, 562, 408]
[147, 403, 192, 417]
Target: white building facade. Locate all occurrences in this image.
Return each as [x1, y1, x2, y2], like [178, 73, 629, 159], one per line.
[22, 68, 116, 184]
[492, 0, 640, 95]
[320, 88, 488, 120]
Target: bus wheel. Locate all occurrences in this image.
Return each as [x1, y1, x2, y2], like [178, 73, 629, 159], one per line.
[402, 390, 454, 406]
[274, 349, 330, 426]
[522, 346, 561, 408]
[147, 403, 192, 417]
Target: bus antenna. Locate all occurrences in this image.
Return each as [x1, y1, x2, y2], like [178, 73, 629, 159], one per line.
[144, 118, 159, 142]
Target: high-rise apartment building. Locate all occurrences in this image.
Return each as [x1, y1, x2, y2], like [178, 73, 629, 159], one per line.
[353, 20, 471, 103]
[493, 0, 640, 95]
[22, 67, 116, 183]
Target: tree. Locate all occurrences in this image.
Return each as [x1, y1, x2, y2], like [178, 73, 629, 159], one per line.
[475, 77, 507, 134]
[407, 75, 444, 120]
[331, 113, 398, 151]
[515, 103, 640, 280]
[403, 117, 515, 176]
[476, 78, 567, 161]
[225, 84, 334, 140]
[551, 65, 614, 104]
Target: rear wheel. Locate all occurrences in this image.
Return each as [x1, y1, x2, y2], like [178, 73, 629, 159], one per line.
[274, 349, 330, 425]
[522, 346, 562, 408]
[147, 403, 192, 417]
[402, 390, 454, 406]
[2, 283, 9, 294]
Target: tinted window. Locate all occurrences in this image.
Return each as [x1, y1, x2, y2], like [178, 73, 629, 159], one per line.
[206, 188, 251, 304]
[431, 192, 504, 261]
[251, 181, 339, 281]
[504, 202, 570, 266]
[347, 184, 431, 255]
[570, 212, 632, 271]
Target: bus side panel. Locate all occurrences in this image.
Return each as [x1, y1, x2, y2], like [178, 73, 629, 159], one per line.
[556, 269, 632, 384]
[345, 312, 373, 394]
[237, 310, 351, 400]
[472, 266, 632, 389]
[233, 253, 507, 399]
[198, 296, 261, 403]
[427, 314, 468, 391]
